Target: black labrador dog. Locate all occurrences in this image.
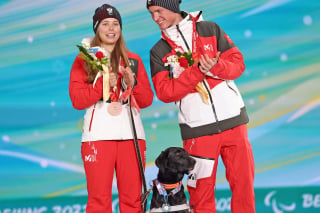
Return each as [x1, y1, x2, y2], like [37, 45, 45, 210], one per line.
[149, 147, 196, 213]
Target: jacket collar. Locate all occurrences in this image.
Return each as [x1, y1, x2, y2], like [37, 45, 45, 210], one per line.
[162, 11, 203, 51]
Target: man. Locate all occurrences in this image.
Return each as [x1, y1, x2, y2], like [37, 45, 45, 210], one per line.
[146, 0, 256, 213]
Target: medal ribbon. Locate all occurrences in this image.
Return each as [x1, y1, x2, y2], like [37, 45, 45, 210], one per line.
[161, 14, 198, 60]
[161, 14, 208, 104]
[118, 58, 140, 112]
[109, 72, 121, 102]
[93, 64, 111, 102]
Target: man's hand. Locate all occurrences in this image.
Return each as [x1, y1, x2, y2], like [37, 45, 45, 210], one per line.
[199, 52, 220, 74]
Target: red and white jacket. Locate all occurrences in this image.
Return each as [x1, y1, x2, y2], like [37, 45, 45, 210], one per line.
[149, 11, 249, 140]
[69, 51, 153, 142]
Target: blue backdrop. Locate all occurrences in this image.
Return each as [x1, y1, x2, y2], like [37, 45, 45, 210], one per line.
[0, 0, 319, 212]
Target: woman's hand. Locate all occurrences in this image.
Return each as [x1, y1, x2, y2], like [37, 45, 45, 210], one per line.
[121, 66, 135, 87]
[199, 52, 220, 74]
[109, 68, 117, 88]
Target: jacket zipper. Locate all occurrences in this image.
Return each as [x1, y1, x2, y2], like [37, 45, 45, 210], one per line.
[176, 25, 190, 50]
[176, 24, 222, 133]
[203, 80, 221, 133]
[88, 103, 96, 132]
[176, 24, 189, 122]
[226, 81, 238, 96]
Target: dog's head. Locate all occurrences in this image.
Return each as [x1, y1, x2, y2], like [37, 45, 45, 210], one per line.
[155, 147, 196, 183]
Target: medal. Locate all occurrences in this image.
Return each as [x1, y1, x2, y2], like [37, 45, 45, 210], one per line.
[107, 102, 122, 116]
[162, 203, 171, 212]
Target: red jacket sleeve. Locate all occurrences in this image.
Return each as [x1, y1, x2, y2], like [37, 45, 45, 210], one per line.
[210, 47, 245, 80]
[151, 61, 205, 103]
[209, 23, 245, 80]
[130, 53, 154, 108]
[69, 54, 103, 110]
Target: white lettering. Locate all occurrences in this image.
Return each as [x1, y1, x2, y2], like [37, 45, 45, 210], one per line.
[52, 205, 61, 213]
[61, 206, 72, 213]
[1, 207, 47, 213]
[84, 155, 96, 162]
[37, 207, 47, 213]
[0, 205, 88, 213]
[85, 155, 91, 162]
[314, 194, 320, 208]
[302, 194, 313, 208]
[112, 199, 119, 213]
[302, 193, 320, 208]
[71, 205, 81, 213]
[215, 197, 231, 212]
[204, 44, 212, 51]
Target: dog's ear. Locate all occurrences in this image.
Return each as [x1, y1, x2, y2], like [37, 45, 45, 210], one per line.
[155, 151, 163, 168]
[155, 151, 167, 173]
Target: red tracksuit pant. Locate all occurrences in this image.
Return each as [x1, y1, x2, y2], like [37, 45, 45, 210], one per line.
[81, 140, 146, 213]
[183, 124, 256, 213]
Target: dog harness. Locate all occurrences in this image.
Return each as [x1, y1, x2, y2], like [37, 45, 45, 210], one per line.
[151, 179, 190, 212]
[150, 204, 191, 212]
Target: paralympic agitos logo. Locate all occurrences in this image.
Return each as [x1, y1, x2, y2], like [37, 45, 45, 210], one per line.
[264, 191, 296, 213]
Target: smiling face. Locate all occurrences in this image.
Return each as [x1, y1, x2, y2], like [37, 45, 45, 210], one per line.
[96, 17, 121, 51]
[148, 5, 182, 30]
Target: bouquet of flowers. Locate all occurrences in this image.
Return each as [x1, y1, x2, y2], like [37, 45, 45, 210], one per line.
[163, 48, 209, 104]
[77, 45, 109, 71]
[77, 38, 111, 102]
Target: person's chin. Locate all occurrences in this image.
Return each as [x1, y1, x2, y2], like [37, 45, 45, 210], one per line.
[104, 38, 117, 44]
[159, 24, 168, 30]
[157, 22, 168, 30]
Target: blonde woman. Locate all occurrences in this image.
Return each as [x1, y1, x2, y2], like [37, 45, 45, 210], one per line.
[69, 4, 153, 212]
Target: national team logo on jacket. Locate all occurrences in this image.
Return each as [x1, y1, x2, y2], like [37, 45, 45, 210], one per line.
[203, 44, 213, 51]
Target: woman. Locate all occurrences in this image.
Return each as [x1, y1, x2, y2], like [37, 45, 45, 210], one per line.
[69, 4, 154, 212]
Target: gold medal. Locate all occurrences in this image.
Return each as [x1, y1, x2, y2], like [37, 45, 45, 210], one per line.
[107, 102, 122, 116]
